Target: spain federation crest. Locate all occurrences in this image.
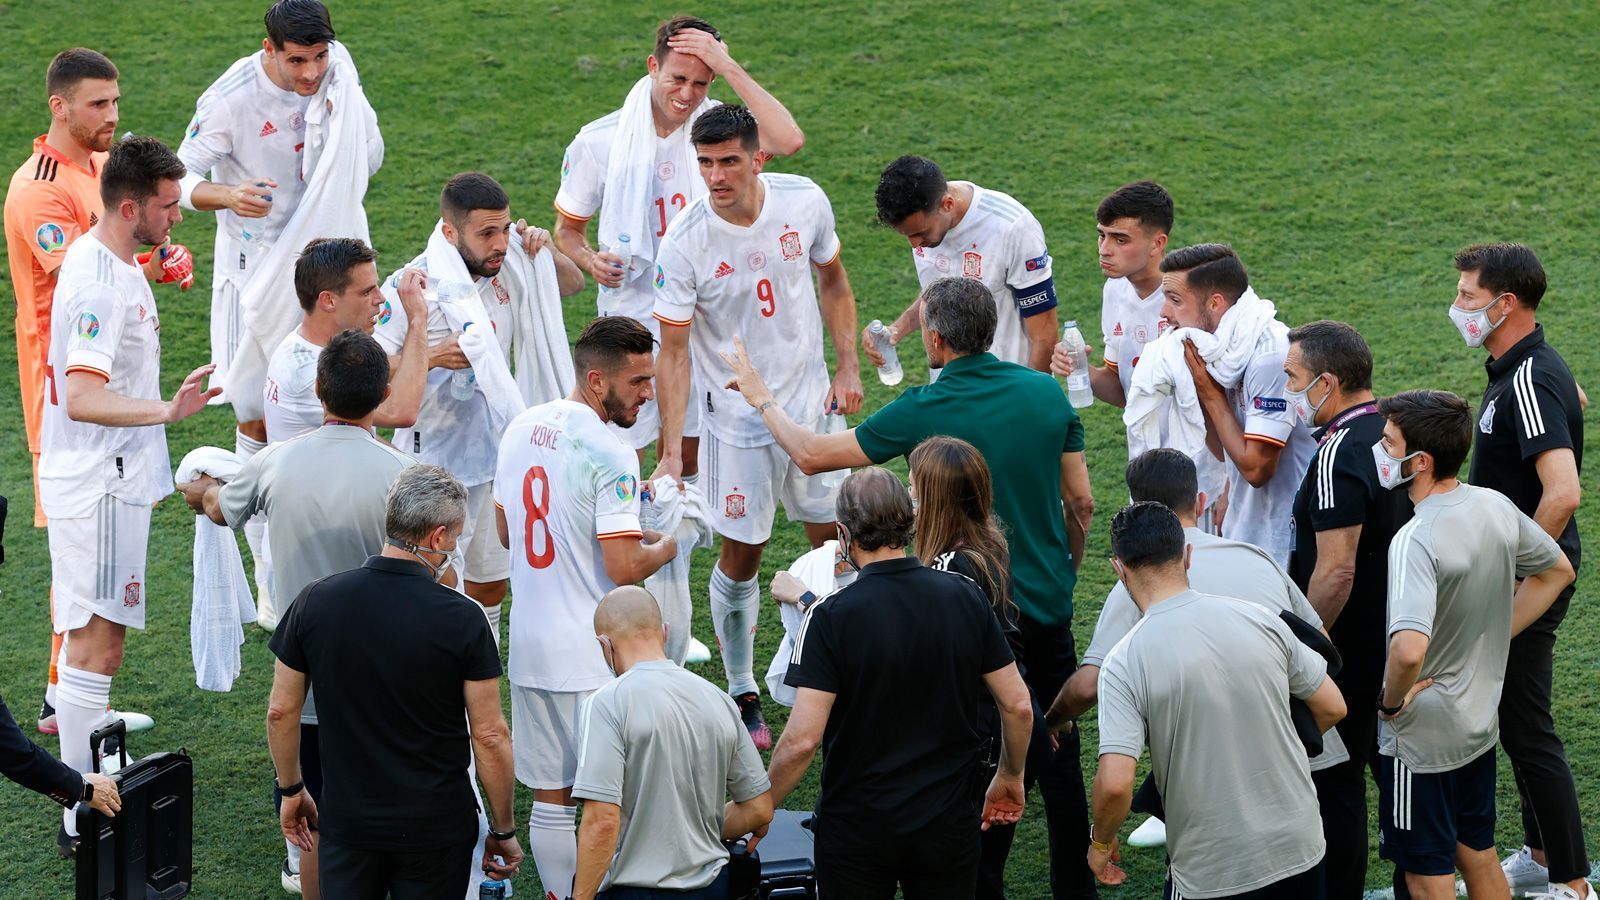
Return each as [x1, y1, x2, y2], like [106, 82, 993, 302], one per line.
[779, 231, 802, 261]
[725, 491, 746, 519]
[123, 581, 142, 608]
[963, 251, 982, 278]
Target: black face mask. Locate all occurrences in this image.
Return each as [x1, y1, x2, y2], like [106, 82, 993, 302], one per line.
[386, 536, 450, 581]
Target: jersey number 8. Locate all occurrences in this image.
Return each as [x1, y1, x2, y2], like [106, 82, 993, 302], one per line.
[522, 465, 555, 569]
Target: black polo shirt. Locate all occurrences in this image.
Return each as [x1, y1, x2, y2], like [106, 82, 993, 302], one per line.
[1468, 325, 1583, 568]
[1288, 403, 1413, 678]
[785, 556, 1013, 839]
[270, 556, 502, 850]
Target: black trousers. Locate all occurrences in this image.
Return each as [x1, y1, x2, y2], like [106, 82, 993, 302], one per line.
[983, 614, 1097, 899]
[319, 832, 476, 899]
[1313, 657, 1383, 900]
[977, 692, 1057, 899]
[815, 812, 980, 899]
[1503, 583, 1588, 883]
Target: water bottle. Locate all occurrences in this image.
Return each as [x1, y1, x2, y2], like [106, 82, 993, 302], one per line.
[596, 235, 630, 313]
[478, 876, 508, 898]
[867, 320, 903, 386]
[239, 227, 265, 269]
[817, 411, 850, 493]
[1060, 321, 1093, 408]
[451, 370, 477, 401]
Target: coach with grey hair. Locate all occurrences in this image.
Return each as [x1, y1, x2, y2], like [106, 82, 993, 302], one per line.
[766, 467, 1032, 897]
[723, 276, 1097, 894]
[267, 464, 523, 898]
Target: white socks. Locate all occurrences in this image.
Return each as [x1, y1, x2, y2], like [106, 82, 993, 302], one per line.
[286, 839, 301, 875]
[57, 664, 112, 835]
[710, 564, 760, 697]
[528, 802, 576, 900]
[481, 601, 503, 647]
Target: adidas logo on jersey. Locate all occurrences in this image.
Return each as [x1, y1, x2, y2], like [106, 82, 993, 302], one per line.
[260, 121, 278, 137]
[714, 261, 735, 279]
[1113, 322, 1124, 336]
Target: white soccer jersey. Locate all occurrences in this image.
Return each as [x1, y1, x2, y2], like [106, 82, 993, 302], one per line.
[653, 173, 840, 448]
[373, 251, 514, 486]
[554, 105, 716, 321]
[1099, 276, 1167, 399]
[177, 53, 313, 249]
[39, 232, 171, 518]
[493, 399, 643, 693]
[910, 184, 1055, 366]
[1221, 322, 1316, 564]
[263, 328, 325, 444]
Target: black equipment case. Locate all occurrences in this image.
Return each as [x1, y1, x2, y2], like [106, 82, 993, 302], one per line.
[75, 720, 193, 899]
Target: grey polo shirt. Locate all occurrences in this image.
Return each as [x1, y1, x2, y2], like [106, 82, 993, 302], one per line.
[573, 660, 770, 892]
[1082, 528, 1346, 771]
[1099, 590, 1327, 898]
[219, 424, 415, 723]
[1378, 483, 1562, 773]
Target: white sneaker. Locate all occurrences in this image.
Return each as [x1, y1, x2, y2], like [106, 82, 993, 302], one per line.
[686, 637, 712, 664]
[1127, 816, 1167, 848]
[280, 857, 301, 894]
[1476, 846, 1551, 896]
[115, 710, 155, 733]
[1530, 881, 1595, 900]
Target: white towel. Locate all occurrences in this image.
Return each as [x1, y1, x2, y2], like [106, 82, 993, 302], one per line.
[422, 220, 529, 434]
[176, 447, 257, 692]
[223, 41, 382, 422]
[598, 76, 716, 270]
[642, 475, 715, 664]
[765, 541, 844, 707]
[505, 224, 576, 406]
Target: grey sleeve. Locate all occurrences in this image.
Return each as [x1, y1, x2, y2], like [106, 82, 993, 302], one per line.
[1095, 655, 1146, 759]
[1081, 585, 1139, 668]
[724, 696, 772, 803]
[1284, 576, 1323, 631]
[1387, 523, 1438, 638]
[216, 450, 270, 527]
[571, 693, 626, 806]
[1281, 617, 1329, 700]
[1513, 508, 1564, 578]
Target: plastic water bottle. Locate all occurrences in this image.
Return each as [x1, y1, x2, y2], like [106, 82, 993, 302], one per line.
[239, 227, 265, 268]
[1060, 321, 1093, 408]
[867, 320, 903, 386]
[817, 411, 851, 493]
[478, 877, 508, 898]
[601, 232, 630, 310]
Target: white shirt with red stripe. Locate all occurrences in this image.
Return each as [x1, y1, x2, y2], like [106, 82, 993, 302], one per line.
[1099, 275, 1167, 400]
[652, 172, 841, 448]
[40, 232, 172, 518]
[493, 398, 642, 692]
[1219, 322, 1315, 565]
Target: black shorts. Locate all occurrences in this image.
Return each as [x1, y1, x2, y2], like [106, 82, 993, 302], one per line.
[1164, 860, 1323, 899]
[1377, 747, 1497, 876]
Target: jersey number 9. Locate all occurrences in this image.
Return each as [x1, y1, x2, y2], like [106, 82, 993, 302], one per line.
[522, 465, 555, 569]
[756, 278, 776, 318]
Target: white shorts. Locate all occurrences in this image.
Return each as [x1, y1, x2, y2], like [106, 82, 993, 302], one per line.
[48, 495, 152, 632]
[702, 423, 843, 545]
[208, 231, 247, 403]
[455, 481, 510, 584]
[511, 685, 595, 790]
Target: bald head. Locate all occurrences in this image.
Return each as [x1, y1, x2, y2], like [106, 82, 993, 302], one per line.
[594, 585, 665, 639]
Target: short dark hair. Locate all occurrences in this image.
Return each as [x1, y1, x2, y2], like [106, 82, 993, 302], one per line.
[874, 155, 947, 226]
[440, 172, 510, 229]
[265, 0, 335, 49]
[922, 277, 996, 356]
[1377, 389, 1472, 479]
[100, 136, 185, 207]
[294, 238, 377, 311]
[1096, 181, 1174, 235]
[573, 316, 655, 376]
[835, 468, 914, 552]
[654, 15, 719, 60]
[1287, 320, 1373, 392]
[1454, 242, 1547, 310]
[690, 104, 759, 153]
[1160, 243, 1249, 304]
[1125, 449, 1199, 515]
[47, 49, 118, 99]
[1110, 502, 1187, 570]
[316, 330, 389, 419]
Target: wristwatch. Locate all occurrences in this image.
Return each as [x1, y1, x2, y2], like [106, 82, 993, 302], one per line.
[757, 400, 776, 414]
[276, 778, 305, 798]
[1376, 688, 1404, 717]
[488, 825, 516, 841]
[80, 778, 94, 804]
[797, 590, 819, 611]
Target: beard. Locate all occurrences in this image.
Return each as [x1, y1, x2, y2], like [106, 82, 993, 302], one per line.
[603, 387, 640, 427]
[131, 211, 168, 247]
[457, 242, 505, 280]
[70, 120, 113, 153]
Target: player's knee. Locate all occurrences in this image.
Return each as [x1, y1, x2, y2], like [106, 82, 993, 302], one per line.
[467, 580, 508, 606]
[237, 419, 267, 442]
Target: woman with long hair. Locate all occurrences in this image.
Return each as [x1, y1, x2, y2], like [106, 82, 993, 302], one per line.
[909, 435, 1073, 898]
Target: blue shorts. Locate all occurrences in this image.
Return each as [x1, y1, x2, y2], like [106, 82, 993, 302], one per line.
[1377, 747, 1497, 876]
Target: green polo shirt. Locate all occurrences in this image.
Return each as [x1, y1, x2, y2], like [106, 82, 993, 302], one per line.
[855, 352, 1085, 624]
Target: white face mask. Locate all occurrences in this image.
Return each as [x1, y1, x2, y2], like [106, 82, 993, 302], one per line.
[1285, 373, 1329, 429]
[1372, 440, 1421, 490]
[1448, 295, 1509, 348]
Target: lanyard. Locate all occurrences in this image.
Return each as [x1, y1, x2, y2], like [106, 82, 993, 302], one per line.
[1318, 403, 1378, 445]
